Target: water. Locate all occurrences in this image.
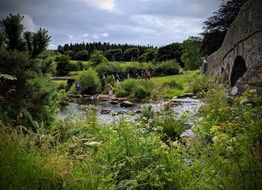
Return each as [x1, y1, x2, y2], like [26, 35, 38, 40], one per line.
[59, 97, 204, 125]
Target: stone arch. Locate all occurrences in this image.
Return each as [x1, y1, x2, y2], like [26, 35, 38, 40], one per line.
[230, 56, 247, 87]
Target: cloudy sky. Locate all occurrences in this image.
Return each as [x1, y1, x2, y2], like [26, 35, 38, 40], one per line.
[0, 0, 221, 49]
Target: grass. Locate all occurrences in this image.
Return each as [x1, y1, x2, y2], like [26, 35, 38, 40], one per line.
[1, 84, 262, 189]
[137, 70, 198, 99]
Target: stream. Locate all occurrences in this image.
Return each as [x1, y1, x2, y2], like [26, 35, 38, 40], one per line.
[59, 97, 204, 125]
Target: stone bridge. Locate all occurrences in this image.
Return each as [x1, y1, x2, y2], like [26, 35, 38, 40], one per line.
[204, 0, 262, 95]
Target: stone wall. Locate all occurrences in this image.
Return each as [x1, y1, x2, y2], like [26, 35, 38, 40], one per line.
[205, 0, 262, 94]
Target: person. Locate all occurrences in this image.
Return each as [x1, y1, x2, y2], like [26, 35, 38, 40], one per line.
[147, 70, 151, 80]
[107, 83, 113, 99]
[75, 81, 81, 94]
[116, 73, 120, 83]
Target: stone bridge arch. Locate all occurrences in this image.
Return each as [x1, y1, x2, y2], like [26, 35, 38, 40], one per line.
[204, 0, 262, 95]
[230, 56, 247, 87]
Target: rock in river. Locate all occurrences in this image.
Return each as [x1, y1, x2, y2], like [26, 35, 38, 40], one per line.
[120, 101, 134, 108]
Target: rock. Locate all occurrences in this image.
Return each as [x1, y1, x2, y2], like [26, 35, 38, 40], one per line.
[110, 100, 118, 105]
[135, 110, 142, 114]
[120, 101, 134, 108]
[68, 94, 82, 98]
[100, 109, 111, 114]
[230, 86, 238, 96]
[83, 94, 91, 98]
[176, 93, 194, 99]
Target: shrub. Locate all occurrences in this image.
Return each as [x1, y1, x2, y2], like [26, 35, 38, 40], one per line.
[90, 50, 108, 66]
[55, 54, 72, 76]
[162, 80, 183, 90]
[76, 68, 101, 95]
[73, 50, 89, 61]
[115, 88, 129, 97]
[132, 85, 151, 99]
[115, 79, 153, 99]
[154, 60, 180, 76]
[190, 72, 215, 95]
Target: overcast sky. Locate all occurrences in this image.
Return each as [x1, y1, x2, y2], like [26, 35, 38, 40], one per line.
[0, 0, 221, 49]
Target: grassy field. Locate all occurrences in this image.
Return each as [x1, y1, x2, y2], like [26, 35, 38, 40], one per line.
[149, 70, 198, 98]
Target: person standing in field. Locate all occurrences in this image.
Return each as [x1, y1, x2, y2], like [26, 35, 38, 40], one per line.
[75, 81, 81, 94]
[107, 83, 113, 99]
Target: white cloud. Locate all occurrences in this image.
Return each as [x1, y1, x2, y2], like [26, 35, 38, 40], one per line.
[82, 0, 116, 11]
[68, 34, 74, 39]
[91, 33, 109, 39]
[83, 33, 89, 37]
[48, 44, 57, 50]
[22, 14, 38, 32]
[101, 33, 109, 37]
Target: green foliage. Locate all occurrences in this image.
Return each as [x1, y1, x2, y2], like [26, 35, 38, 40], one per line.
[73, 50, 89, 61]
[0, 14, 57, 127]
[123, 48, 140, 61]
[190, 72, 215, 95]
[154, 60, 181, 76]
[0, 13, 24, 51]
[139, 48, 158, 62]
[0, 87, 261, 189]
[181, 36, 203, 70]
[90, 50, 108, 66]
[157, 43, 183, 66]
[132, 85, 151, 99]
[104, 48, 122, 61]
[162, 80, 183, 90]
[115, 79, 153, 99]
[55, 54, 72, 76]
[76, 68, 101, 95]
[24, 28, 51, 58]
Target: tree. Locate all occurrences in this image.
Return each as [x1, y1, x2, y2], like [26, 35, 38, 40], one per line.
[0, 13, 24, 51]
[181, 36, 203, 70]
[73, 50, 89, 61]
[90, 50, 108, 66]
[123, 48, 140, 61]
[0, 14, 57, 128]
[156, 43, 183, 67]
[200, 0, 247, 56]
[139, 48, 158, 62]
[56, 54, 72, 76]
[104, 49, 122, 61]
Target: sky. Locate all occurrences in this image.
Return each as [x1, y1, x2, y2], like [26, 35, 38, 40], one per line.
[0, 0, 221, 49]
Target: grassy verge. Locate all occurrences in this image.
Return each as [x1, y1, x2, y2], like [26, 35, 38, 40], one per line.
[150, 70, 198, 98]
[1, 85, 262, 189]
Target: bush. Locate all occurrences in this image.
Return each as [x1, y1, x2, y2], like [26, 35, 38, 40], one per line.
[132, 85, 151, 99]
[115, 79, 153, 99]
[162, 80, 183, 90]
[90, 50, 108, 66]
[115, 88, 129, 97]
[190, 72, 215, 95]
[76, 68, 101, 95]
[73, 50, 89, 61]
[55, 54, 71, 76]
[154, 60, 180, 76]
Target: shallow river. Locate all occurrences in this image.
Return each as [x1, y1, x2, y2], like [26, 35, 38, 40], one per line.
[59, 97, 204, 125]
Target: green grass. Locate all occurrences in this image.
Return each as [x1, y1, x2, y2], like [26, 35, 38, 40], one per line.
[148, 70, 198, 98]
[70, 60, 90, 66]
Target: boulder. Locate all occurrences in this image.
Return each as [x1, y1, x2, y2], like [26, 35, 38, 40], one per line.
[230, 86, 238, 96]
[120, 101, 134, 108]
[176, 93, 194, 99]
[100, 109, 111, 114]
[110, 100, 118, 105]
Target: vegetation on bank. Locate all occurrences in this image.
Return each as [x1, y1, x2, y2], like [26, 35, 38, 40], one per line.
[1, 84, 261, 189]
